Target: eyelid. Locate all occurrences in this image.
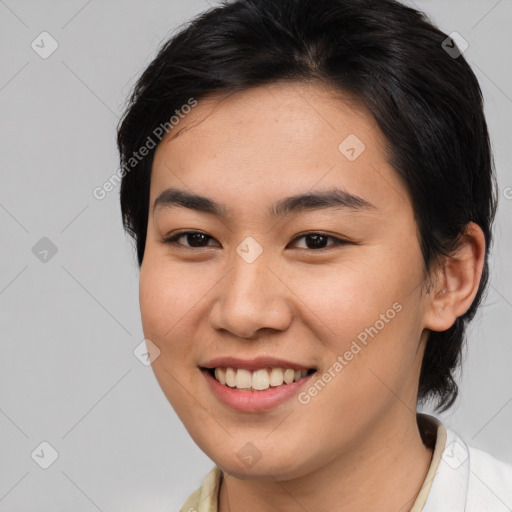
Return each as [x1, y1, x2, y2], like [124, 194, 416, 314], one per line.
[160, 230, 350, 251]
[160, 230, 219, 249]
[288, 231, 349, 249]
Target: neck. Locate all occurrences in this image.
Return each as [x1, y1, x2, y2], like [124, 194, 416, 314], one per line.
[219, 410, 434, 512]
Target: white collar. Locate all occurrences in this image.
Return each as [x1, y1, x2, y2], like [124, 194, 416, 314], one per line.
[421, 416, 512, 511]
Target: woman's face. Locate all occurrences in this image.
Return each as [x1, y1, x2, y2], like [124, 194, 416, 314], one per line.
[139, 81, 436, 479]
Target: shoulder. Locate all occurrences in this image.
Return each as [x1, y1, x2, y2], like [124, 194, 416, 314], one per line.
[440, 424, 512, 511]
[466, 443, 512, 510]
[420, 414, 512, 512]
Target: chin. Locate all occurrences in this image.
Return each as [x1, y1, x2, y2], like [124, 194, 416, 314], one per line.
[217, 459, 306, 481]
[205, 440, 316, 482]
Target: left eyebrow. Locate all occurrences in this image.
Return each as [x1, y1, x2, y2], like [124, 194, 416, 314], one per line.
[269, 187, 376, 217]
[153, 186, 377, 218]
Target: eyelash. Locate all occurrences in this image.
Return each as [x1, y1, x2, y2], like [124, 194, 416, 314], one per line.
[160, 231, 349, 252]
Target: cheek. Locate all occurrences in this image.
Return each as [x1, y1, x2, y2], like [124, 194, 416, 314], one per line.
[295, 310, 420, 456]
[291, 258, 403, 343]
[139, 253, 199, 334]
[296, 260, 422, 406]
[138, 259, 202, 414]
[139, 268, 171, 339]
[138, 257, 194, 361]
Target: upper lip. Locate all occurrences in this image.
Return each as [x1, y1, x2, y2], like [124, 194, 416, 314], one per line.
[200, 356, 315, 372]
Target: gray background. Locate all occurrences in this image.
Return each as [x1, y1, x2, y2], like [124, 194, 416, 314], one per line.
[0, 0, 511, 510]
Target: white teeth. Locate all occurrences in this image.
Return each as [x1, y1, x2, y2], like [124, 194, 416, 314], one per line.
[211, 367, 312, 390]
[269, 368, 284, 386]
[283, 368, 295, 384]
[252, 369, 270, 390]
[225, 367, 236, 387]
[214, 367, 226, 385]
[235, 368, 252, 389]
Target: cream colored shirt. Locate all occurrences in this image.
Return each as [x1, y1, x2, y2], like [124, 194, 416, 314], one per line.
[179, 413, 512, 511]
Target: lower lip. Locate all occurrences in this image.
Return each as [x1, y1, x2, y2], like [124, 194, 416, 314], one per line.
[201, 369, 314, 412]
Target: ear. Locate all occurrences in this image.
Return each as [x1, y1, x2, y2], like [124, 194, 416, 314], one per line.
[423, 222, 487, 333]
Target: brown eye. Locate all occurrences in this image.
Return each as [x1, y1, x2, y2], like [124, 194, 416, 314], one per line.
[289, 232, 348, 250]
[161, 231, 348, 251]
[162, 231, 219, 248]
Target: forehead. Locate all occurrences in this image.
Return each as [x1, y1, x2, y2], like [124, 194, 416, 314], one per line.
[150, 81, 411, 219]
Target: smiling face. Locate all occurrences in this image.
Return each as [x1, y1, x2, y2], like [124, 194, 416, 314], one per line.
[139, 81, 435, 480]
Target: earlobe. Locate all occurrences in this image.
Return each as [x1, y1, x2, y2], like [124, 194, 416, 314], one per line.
[423, 222, 486, 333]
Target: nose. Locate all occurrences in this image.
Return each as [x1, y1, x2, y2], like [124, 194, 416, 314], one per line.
[208, 252, 293, 339]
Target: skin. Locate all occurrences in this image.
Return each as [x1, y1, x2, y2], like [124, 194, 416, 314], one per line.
[139, 81, 486, 511]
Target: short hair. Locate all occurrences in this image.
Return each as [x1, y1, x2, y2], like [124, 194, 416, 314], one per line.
[117, 0, 498, 412]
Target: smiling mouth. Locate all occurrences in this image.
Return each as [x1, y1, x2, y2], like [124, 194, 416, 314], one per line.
[204, 367, 317, 391]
